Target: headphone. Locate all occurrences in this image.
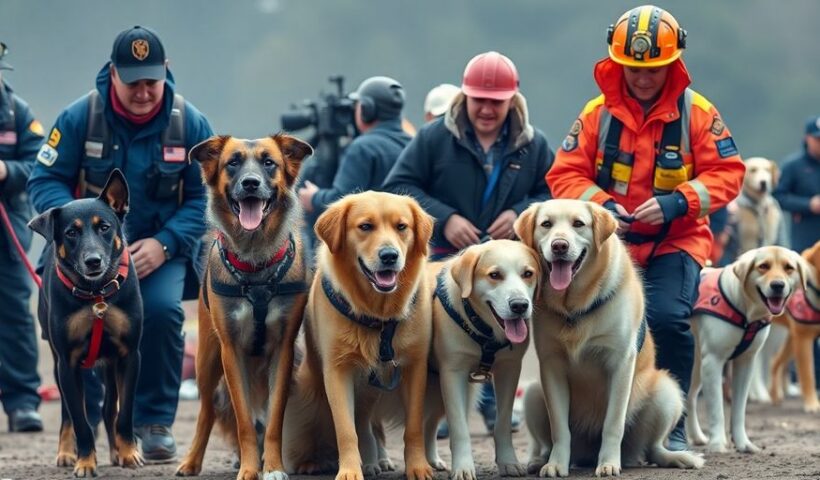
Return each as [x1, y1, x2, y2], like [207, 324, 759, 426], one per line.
[359, 95, 378, 124]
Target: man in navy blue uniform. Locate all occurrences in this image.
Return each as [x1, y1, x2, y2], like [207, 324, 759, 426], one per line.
[0, 40, 46, 433]
[27, 26, 213, 461]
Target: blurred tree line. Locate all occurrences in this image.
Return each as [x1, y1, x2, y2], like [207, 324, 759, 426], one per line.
[2, 0, 818, 161]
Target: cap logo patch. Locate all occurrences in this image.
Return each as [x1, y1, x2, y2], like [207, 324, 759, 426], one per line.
[132, 39, 149, 61]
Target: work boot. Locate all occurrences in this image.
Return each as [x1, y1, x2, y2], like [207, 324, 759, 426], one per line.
[136, 424, 177, 463]
[667, 418, 688, 452]
[8, 408, 43, 432]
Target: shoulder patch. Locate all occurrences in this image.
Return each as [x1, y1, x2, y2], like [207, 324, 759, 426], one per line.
[569, 118, 583, 136]
[581, 94, 605, 116]
[36, 144, 59, 166]
[29, 120, 45, 137]
[709, 115, 725, 136]
[561, 134, 578, 152]
[47, 127, 61, 148]
[690, 91, 714, 113]
[715, 137, 738, 158]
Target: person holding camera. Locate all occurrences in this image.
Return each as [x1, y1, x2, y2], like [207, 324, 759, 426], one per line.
[27, 26, 213, 461]
[0, 40, 46, 433]
[298, 76, 411, 215]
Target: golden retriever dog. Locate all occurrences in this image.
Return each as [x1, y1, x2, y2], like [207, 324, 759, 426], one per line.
[282, 191, 434, 480]
[516, 199, 703, 477]
[770, 240, 820, 412]
[176, 135, 313, 480]
[733, 157, 784, 255]
[419, 240, 540, 479]
[687, 246, 806, 453]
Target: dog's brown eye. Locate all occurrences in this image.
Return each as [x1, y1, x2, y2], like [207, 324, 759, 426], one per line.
[758, 263, 770, 271]
[489, 271, 502, 280]
[540, 220, 552, 229]
[358, 223, 372, 232]
[99, 224, 110, 233]
[784, 264, 794, 273]
[522, 270, 533, 279]
[264, 159, 275, 168]
[227, 160, 239, 168]
[65, 229, 78, 238]
[573, 220, 585, 228]
[397, 223, 407, 231]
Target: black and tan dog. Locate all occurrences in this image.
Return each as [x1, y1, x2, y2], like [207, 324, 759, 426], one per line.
[29, 169, 143, 478]
[176, 134, 313, 480]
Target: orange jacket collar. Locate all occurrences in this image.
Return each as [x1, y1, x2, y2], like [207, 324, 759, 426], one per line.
[593, 57, 691, 131]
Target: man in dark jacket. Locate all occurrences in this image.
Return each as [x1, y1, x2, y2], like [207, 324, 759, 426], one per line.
[298, 76, 411, 215]
[0, 40, 45, 433]
[27, 26, 213, 461]
[383, 51, 553, 258]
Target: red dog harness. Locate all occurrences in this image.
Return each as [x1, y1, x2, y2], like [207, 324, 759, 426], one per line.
[55, 251, 131, 368]
[786, 285, 820, 325]
[693, 268, 771, 360]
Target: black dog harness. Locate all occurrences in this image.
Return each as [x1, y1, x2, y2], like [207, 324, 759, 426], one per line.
[203, 233, 307, 356]
[55, 250, 131, 368]
[321, 276, 415, 391]
[433, 269, 512, 383]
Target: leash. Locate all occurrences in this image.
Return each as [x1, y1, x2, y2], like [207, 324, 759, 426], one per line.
[0, 201, 42, 288]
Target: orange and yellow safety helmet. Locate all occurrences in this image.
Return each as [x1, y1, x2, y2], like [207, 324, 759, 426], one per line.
[607, 5, 687, 68]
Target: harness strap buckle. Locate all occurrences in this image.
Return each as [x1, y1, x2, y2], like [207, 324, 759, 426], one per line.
[468, 369, 493, 384]
[92, 301, 108, 318]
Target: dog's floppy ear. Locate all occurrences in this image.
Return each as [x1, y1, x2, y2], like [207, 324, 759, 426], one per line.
[189, 135, 231, 186]
[524, 244, 544, 303]
[513, 205, 537, 248]
[28, 207, 61, 242]
[769, 159, 780, 189]
[98, 169, 129, 219]
[410, 200, 434, 258]
[450, 247, 480, 299]
[589, 202, 618, 249]
[732, 249, 757, 285]
[315, 199, 348, 254]
[273, 133, 313, 187]
[794, 253, 810, 291]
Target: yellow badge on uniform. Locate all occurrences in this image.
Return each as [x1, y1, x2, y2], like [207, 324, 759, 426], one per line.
[710, 115, 725, 136]
[48, 128, 61, 148]
[29, 120, 45, 137]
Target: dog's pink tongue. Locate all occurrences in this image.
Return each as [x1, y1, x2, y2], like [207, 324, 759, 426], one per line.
[550, 260, 573, 291]
[504, 317, 529, 344]
[238, 199, 264, 231]
[374, 270, 398, 289]
[766, 296, 785, 315]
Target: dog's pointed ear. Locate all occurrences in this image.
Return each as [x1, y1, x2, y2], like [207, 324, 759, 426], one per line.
[315, 199, 348, 254]
[590, 202, 618, 249]
[450, 247, 480, 299]
[98, 169, 129, 218]
[189, 135, 231, 186]
[410, 200, 434, 258]
[513, 205, 537, 248]
[274, 133, 313, 187]
[28, 207, 60, 242]
[732, 250, 757, 285]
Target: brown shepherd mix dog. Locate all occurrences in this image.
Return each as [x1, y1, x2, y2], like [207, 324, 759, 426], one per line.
[176, 134, 313, 480]
[282, 191, 434, 480]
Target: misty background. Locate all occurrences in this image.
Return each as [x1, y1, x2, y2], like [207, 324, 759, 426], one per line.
[2, 0, 819, 163]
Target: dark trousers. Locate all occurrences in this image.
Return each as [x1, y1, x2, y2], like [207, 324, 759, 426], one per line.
[84, 257, 186, 427]
[0, 244, 41, 414]
[644, 251, 701, 396]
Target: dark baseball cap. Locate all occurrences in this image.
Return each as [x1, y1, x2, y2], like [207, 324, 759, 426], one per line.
[806, 115, 820, 138]
[0, 42, 13, 71]
[110, 26, 166, 83]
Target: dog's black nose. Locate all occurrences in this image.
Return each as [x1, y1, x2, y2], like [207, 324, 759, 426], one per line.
[241, 176, 261, 191]
[759, 180, 768, 192]
[770, 280, 785, 293]
[509, 298, 529, 315]
[84, 254, 102, 270]
[551, 239, 569, 255]
[379, 248, 399, 266]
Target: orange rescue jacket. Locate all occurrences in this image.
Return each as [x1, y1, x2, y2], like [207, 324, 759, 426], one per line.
[547, 58, 745, 267]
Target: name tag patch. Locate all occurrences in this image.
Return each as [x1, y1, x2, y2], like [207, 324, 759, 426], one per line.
[715, 137, 738, 158]
[37, 144, 59, 166]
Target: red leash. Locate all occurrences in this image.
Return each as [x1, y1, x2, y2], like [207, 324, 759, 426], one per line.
[0, 201, 42, 289]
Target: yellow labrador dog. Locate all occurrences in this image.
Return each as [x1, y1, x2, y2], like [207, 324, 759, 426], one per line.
[422, 240, 540, 479]
[516, 199, 703, 477]
[686, 246, 806, 453]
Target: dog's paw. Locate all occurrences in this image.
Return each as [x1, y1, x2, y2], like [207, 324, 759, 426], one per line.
[428, 456, 446, 471]
[689, 430, 708, 446]
[263, 470, 288, 480]
[594, 462, 621, 477]
[56, 451, 77, 467]
[451, 466, 477, 480]
[335, 467, 364, 480]
[237, 467, 260, 480]
[706, 442, 728, 454]
[73, 453, 97, 478]
[804, 402, 820, 413]
[406, 462, 433, 480]
[176, 457, 203, 476]
[538, 462, 569, 478]
[498, 462, 527, 477]
[526, 456, 547, 476]
[114, 441, 144, 468]
[362, 463, 382, 477]
[379, 457, 397, 471]
[735, 441, 761, 454]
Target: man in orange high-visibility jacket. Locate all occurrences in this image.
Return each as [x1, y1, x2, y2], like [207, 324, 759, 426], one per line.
[546, 5, 745, 451]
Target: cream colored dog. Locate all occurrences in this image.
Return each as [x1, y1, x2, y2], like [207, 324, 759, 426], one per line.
[516, 199, 703, 477]
[422, 240, 540, 480]
[687, 246, 806, 453]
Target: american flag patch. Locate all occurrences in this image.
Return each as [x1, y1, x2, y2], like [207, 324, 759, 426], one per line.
[163, 146, 186, 163]
[0, 130, 17, 145]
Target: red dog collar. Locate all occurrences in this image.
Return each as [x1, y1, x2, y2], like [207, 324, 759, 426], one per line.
[217, 232, 290, 273]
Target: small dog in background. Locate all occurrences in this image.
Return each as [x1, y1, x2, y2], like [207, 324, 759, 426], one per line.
[29, 170, 143, 477]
